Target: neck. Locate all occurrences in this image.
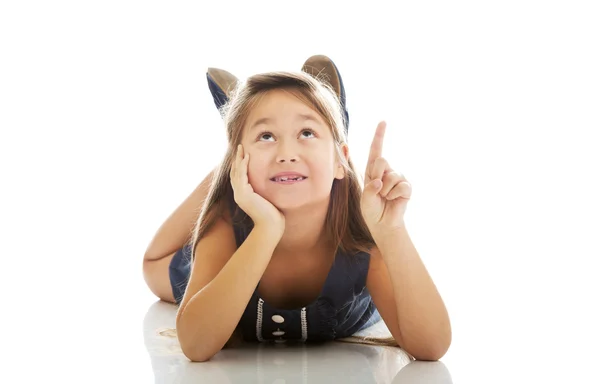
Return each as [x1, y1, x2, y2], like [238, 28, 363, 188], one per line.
[273, 198, 331, 257]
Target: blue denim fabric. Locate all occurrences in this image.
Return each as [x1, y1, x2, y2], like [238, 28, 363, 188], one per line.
[168, 198, 381, 342]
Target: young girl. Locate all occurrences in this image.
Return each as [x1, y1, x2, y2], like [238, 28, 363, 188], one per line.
[142, 55, 451, 362]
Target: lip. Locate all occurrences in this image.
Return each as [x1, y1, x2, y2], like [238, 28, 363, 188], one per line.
[269, 172, 308, 181]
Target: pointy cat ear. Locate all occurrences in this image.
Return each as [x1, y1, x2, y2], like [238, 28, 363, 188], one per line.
[206, 55, 349, 135]
[301, 54, 349, 134]
[206, 67, 239, 111]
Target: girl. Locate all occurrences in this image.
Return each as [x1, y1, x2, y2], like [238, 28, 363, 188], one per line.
[142, 55, 451, 362]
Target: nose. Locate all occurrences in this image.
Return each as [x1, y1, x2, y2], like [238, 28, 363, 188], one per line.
[278, 157, 297, 163]
[275, 141, 299, 163]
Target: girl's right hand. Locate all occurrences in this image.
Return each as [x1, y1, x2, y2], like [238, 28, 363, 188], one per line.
[230, 144, 286, 237]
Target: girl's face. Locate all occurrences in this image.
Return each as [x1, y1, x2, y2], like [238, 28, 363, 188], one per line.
[241, 89, 347, 211]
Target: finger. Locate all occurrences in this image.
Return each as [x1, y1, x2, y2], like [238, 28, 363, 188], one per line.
[379, 171, 402, 198]
[233, 144, 244, 181]
[242, 151, 250, 185]
[366, 121, 387, 172]
[238, 145, 247, 184]
[231, 144, 241, 180]
[386, 181, 412, 200]
[230, 146, 236, 179]
[369, 157, 389, 186]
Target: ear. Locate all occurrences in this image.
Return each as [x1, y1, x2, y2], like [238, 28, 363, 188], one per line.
[301, 54, 350, 135]
[206, 67, 239, 112]
[334, 144, 350, 180]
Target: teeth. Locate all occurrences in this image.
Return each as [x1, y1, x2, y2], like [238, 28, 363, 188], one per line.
[274, 176, 305, 182]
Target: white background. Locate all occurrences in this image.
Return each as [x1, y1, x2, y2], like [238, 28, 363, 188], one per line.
[1, 0, 599, 382]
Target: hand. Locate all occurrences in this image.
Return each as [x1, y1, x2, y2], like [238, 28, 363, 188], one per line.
[360, 121, 412, 235]
[230, 144, 286, 236]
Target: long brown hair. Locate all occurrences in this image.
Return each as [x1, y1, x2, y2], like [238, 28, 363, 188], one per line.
[187, 70, 376, 260]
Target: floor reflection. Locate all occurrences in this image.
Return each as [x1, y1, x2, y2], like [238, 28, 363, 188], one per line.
[143, 300, 452, 383]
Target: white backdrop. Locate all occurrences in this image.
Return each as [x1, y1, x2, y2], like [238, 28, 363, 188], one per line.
[1, 1, 599, 382]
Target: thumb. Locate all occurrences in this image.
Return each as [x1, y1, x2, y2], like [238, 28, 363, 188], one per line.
[365, 179, 383, 195]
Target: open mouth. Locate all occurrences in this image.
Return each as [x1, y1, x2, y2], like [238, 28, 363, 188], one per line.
[270, 176, 308, 184]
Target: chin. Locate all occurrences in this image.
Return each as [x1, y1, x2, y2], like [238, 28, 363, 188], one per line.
[270, 192, 331, 212]
[268, 196, 309, 211]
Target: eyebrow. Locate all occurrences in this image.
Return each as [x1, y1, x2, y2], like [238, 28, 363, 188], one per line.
[248, 113, 322, 133]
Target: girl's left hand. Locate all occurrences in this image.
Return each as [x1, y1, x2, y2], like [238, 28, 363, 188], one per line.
[360, 121, 412, 235]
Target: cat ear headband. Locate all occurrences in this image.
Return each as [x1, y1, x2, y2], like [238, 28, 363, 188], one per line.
[205, 54, 350, 135]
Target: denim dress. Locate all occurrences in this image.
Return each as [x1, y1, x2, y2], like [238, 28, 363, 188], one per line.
[169, 208, 382, 343]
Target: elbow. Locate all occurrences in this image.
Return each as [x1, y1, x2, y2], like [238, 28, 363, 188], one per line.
[406, 343, 447, 361]
[184, 351, 214, 363]
[175, 300, 238, 362]
[411, 347, 447, 361]
[179, 337, 220, 363]
[176, 318, 209, 362]
[177, 322, 224, 363]
[403, 330, 452, 361]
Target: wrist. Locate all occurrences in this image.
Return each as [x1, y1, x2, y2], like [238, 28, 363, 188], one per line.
[253, 223, 284, 244]
[371, 224, 408, 248]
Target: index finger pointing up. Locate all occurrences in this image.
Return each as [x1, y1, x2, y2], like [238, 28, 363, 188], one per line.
[367, 121, 387, 166]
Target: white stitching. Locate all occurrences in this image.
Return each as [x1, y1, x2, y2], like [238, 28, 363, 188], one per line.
[301, 306, 308, 342]
[256, 298, 265, 342]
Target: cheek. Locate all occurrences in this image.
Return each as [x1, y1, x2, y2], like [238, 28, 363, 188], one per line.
[246, 156, 267, 185]
[308, 156, 337, 182]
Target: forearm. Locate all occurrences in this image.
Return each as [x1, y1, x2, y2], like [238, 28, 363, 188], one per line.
[144, 169, 215, 260]
[176, 225, 279, 362]
[373, 226, 451, 359]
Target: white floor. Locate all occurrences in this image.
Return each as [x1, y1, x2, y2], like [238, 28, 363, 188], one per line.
[0, 264, 600, 384]
[143, 300, 450, 384]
